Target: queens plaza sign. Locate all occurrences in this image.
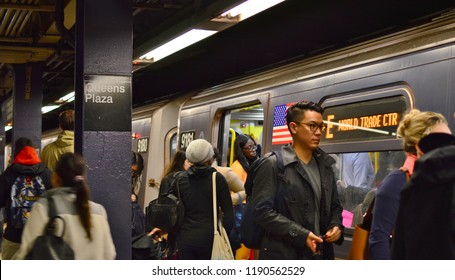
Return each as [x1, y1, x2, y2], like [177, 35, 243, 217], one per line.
[84, 75, 131, 131]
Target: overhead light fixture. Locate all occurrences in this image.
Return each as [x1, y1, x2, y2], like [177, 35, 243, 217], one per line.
[140, 29, 217, 62]
[41, 91, 75, 114]
[6, 91, 75, 131]
[57, 91, 75, 103]
[137, 0, 285, 64]
[221, 0, 285, 21]
[41, 105, 60, 114]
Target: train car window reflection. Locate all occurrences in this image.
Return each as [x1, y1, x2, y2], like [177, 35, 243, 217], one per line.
[330, 151, 405, 228]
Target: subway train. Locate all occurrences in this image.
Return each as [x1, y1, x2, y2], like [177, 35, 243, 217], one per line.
[36, 12, 455, 259]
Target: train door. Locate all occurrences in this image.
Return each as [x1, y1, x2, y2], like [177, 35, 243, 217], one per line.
[217, 104, 264, 167]
[132, 118, 151, 208]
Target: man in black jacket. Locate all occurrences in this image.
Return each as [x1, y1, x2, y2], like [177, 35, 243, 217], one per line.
[251, 101, 343, 260]
[0, 138, 52, 259]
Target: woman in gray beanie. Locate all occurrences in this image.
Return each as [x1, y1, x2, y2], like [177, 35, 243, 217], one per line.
[159, 139, 234, 260]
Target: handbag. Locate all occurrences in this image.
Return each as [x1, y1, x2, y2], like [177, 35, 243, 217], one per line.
[146, 171, 185, 233]
[26, 197, 75, 260]
[348, 197, 375, 260]
[210, 172, 234, 260]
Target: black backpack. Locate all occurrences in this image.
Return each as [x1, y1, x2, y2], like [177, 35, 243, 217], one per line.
[240, 150, 285, 249]
[26, 196, 75, 260]
[146, 171, 185, 233]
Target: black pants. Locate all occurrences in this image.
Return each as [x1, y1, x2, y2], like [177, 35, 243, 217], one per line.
[177, 242, 212, 260]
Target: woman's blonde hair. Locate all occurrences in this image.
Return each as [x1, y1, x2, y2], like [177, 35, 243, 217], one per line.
[397, 109, 447, 154]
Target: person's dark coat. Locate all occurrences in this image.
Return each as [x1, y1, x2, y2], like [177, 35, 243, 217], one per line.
[392, 146, 455, 259]
[252, 144, 344, 260]
[162, 165, 234, 251]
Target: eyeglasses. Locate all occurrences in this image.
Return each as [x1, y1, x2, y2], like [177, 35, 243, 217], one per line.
[299, 122, 327, 132]
[242, 145, 257, 151]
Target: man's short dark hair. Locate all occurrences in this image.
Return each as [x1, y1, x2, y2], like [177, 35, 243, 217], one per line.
[286, 101, 324, 131]
[59, 109, 74, 131]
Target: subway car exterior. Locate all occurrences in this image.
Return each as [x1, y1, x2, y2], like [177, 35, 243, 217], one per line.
[34, 13, 455, 259]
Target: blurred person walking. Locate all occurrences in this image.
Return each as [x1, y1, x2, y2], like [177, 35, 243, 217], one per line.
[15, 153, 116, 259]
[0, 138, 52, 259]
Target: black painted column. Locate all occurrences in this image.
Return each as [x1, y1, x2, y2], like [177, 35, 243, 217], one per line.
[75, 0, 132, 259]
[0, 108, 4, 171]
[12, 63, 43, 155]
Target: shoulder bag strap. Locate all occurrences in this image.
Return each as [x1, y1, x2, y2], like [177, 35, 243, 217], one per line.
[170, 171, 183, 200]
[46, 196, 67, 237]
[48, 196, 57, 218]
[361, 197, 375, 230]
[212, 172, 218, 234]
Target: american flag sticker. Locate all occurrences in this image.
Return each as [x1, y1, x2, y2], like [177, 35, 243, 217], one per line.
[272, 103, 293, 145]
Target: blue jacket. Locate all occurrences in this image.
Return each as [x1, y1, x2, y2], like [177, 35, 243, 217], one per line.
[369, 170, 406, 259]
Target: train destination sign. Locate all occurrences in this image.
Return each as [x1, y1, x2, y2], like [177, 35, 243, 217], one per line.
[84, 75, 131, 131]
[321, 96, 408, 144]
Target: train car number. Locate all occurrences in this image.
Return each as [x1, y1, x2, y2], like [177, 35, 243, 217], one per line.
[137, 137, 149, 153]
[180, 131, 196, 149]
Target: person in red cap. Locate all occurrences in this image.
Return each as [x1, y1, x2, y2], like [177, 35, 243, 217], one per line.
[0, 137, 52, 259]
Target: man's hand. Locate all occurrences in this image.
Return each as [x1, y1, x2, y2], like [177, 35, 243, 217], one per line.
[306, 232, 324, 253]
[323, 226, 342, 243]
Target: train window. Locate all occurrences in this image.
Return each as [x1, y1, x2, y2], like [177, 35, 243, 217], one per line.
[170, 133, 177, 159]
[164, 127, 178, 167]
[219, 104, 264, 166]
[330, 150, 405, 228]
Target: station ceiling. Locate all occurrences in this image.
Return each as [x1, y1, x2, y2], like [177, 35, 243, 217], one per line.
[0, 0, 454, 132]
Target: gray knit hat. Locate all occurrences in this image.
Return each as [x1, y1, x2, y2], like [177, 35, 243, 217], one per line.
[185, 139, 214, 165]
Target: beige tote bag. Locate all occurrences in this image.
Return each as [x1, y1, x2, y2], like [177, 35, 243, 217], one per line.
[211, 172, 234, 260]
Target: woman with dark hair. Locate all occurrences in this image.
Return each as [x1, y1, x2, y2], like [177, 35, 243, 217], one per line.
[231, 134, 259, 182]
[159, 149, 190, 194]
[131, 152, 144, 196]
[15, 153, 116, 259]
[230, 134, 259, 260]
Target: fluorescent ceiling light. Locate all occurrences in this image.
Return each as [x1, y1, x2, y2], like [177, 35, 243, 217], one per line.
[137, 0, 284, 65]
[41, 91, 74, 115]
[7, 91, 73, 131]
[221, 0, 285, 21]
[58, 91, 75, 103]
[140, 29, 217, 62]
[41, 105, 60, 114]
